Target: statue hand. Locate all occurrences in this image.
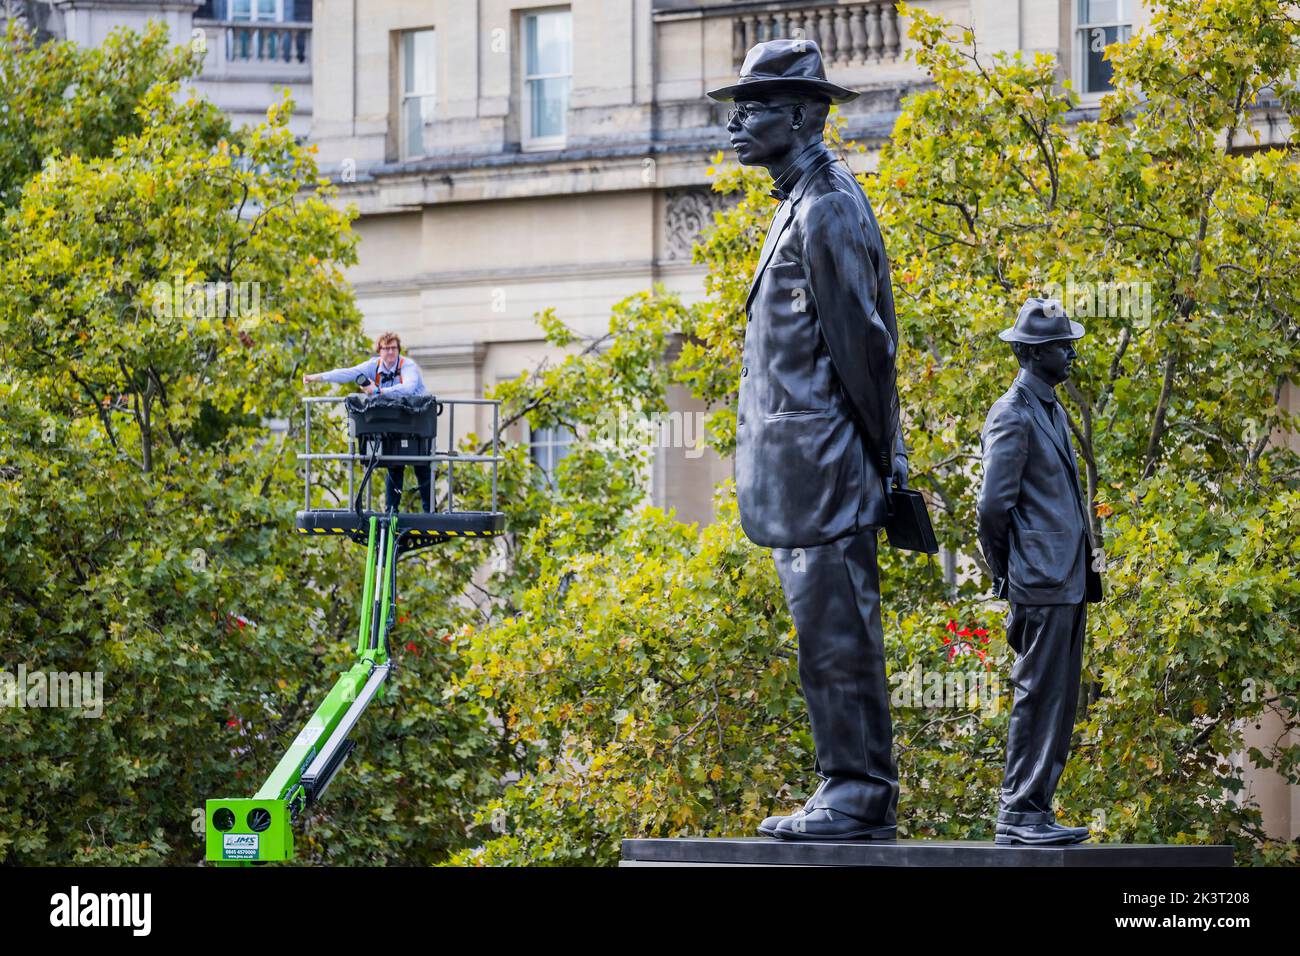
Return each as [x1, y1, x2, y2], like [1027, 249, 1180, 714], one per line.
[892, 455, 909, 490]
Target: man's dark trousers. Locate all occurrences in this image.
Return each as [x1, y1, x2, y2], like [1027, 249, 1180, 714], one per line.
[772, 527, 898, 825]
[385, 464, 431, 513]
[998, 597, 1086, 825]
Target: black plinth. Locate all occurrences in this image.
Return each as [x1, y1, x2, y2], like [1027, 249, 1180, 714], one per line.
[620, 837, 1233, 868]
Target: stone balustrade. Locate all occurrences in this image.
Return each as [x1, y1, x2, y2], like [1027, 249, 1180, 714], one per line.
[731, 2, 903, 67]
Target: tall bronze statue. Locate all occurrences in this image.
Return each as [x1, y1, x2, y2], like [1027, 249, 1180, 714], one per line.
[708, 39, 909, 841]
[977, 297, 1103, 845]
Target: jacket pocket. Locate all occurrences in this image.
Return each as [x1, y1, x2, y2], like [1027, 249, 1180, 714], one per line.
[766, 408, 825, 419]
[1009, 528, 1071, 590]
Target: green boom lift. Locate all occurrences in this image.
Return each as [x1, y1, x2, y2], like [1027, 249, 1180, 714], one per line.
[204, 394, 504, 864]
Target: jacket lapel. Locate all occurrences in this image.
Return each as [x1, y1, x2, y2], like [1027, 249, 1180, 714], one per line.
[1053, 406, 1079, 479]
[743, 148, 836, 312]
[745, 201, 793, 312]
[1016, 382, 1077, 477]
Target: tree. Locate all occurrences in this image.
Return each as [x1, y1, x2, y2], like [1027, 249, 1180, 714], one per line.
[0, 23, 508, 864]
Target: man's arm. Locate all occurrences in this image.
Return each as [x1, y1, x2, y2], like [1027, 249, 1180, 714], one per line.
[976, 400, 1028, 583]
[306, 359, 375, 386]
[800, 191, 899, 477]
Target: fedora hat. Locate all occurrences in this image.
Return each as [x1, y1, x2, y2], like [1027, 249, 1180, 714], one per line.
[707, 39, 858, 104]
[999, 297, 1085, 344]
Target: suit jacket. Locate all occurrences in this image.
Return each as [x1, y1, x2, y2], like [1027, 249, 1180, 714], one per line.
[976, 369, 1103, 605]
[736, 143, 906, 549]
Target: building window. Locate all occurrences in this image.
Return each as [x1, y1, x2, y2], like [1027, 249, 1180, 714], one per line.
[1076, 0, 1132, 95]
[226, 0, 290, 61]
[529, 424, 574, 489]
[522, 8, 571, 149]
[229, 0, 283, 21]
[400, 29, 437, 160]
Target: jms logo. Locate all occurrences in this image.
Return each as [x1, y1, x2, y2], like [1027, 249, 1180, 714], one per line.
[223, 833, 259, 859]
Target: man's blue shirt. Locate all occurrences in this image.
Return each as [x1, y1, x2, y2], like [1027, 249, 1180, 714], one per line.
[318, 355, 427, 396]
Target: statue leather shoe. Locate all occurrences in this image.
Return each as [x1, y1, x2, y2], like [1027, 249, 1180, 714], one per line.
[1045, 821, 1091, 843]
[994, 821, 1090, 845]
[773, 807, 896, 841]
[757, 776, 831, 837]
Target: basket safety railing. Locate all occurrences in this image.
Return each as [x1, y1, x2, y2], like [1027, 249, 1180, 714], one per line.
[299, 395, 501, 515]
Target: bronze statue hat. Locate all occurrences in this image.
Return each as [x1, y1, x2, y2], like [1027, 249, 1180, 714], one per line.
[1000, 297, 1086, 344]
[707, 38, 859, 104]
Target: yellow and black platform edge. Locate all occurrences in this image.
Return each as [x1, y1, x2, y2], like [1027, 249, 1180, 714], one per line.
[295, 509, 506, 538]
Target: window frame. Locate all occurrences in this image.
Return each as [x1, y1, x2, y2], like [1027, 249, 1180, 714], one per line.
[399, 28, 438, 162]
[1074, 0, 1133, 99]
[520, 7, 572, 152]
[228, 0, 284, 22]
[527, 423, 575, 489]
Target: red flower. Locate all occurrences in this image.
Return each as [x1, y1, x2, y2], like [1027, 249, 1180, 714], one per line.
[946, 620, 957, 632]
[942, 636, 952, 644]
[974, 628, 989, 637]
[957, 626, 973, 638]
[440, 634, 451, 644]
[399, 615, 407, 624]
[405, 641, 419, 656]
[226, 716, 240, 728]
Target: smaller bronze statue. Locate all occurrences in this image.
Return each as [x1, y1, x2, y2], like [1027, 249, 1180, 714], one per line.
[977, 297, 1103, 846]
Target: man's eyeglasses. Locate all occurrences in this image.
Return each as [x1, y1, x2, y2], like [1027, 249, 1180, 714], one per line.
[378, 345, 399, 353]
[726, 103, 798, 126]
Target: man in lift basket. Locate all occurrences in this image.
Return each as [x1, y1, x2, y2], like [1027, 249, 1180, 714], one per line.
[303, 331, 432, 512]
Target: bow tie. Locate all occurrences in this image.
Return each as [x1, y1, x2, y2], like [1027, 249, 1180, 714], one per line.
[768, 143, 827, 202]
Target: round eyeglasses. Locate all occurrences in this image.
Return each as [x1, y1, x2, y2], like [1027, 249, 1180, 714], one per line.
[726, 103, 799, 125]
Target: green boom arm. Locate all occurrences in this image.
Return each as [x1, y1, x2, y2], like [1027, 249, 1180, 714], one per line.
[204, 513, 398, 864]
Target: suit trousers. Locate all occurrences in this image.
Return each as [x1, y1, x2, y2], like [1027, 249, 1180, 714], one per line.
[997, 600, 1086, 825]
[385, 464, 431, 513]
[772, 527, 898, 824]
